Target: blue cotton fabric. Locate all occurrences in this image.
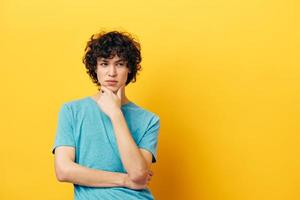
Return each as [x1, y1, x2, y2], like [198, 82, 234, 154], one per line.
[51, 96, 160, 200]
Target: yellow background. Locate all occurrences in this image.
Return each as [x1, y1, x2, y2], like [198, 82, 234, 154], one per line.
[1, 0, 299, 199]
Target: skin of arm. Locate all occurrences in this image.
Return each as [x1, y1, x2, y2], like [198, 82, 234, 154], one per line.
[54, 146, 151, 189]
[110, 109, 152, 183]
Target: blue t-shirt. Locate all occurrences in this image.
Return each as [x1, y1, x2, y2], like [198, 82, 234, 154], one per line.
[51, 96, 160, 200]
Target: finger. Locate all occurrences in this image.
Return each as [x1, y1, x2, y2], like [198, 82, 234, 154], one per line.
[101, 86, 111, 94]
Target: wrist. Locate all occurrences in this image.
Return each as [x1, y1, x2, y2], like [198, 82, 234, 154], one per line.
[110, 109, 123, 121]
[121, 173, 128, 187]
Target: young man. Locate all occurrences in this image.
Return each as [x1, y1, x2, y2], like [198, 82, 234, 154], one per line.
[51, 31, 160, 199]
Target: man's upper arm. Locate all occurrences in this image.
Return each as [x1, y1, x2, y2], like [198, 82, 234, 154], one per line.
[54, 146, 75, 181]
[138, 115, 160, 164]
[139, 148, 153, 169]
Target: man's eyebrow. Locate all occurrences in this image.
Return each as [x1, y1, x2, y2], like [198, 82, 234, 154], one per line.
[98, 58, 126, 62]
[115, 59, 126, 62]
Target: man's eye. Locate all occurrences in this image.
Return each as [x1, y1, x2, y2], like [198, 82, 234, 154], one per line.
[117, 63, 125, 66]
[100, 63, 108, 66]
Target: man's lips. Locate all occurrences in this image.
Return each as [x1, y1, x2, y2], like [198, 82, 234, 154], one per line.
[105, 80, 118, 85]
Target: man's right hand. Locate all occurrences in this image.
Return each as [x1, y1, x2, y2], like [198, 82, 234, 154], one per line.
[124, 170, 154, 190]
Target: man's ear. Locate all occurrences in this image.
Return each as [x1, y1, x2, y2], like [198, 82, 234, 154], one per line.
[127, 66, 131, 73]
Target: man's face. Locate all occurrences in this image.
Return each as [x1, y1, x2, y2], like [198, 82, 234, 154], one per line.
[96, 55, 131, 93]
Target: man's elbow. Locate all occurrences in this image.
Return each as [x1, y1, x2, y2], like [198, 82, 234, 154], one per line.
[128, 169, 149, 183]
[55, 162, 71, 182]
[56, 174, 65, 182]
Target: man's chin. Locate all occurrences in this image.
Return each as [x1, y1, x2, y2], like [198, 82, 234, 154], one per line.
[106, 85, 119, 93]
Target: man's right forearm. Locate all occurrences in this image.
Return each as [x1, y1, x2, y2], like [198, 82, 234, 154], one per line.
[59, 161, 126, 188]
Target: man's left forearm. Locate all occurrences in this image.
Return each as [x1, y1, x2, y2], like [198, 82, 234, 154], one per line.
[110, 109, 148, 182]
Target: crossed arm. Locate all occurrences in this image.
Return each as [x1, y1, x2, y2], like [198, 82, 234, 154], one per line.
[54, 110, 154, 189]
[54, 146, 152, 189]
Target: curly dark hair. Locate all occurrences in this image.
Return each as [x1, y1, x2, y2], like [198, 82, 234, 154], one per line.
[82, 30, 142, 90]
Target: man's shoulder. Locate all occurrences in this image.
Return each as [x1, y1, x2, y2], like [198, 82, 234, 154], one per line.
[60, 96, 90, 111]
[127, 102, 160, 120]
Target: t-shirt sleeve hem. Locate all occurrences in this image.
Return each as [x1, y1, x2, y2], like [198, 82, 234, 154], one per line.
[52, 144, 76, 155]
[139, 146, 157, 163]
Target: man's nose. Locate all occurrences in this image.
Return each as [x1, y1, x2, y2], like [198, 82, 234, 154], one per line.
[108, 65, 117, 76]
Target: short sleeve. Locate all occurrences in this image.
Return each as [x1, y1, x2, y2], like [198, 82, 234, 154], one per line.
[51, 104, 76, 154]
[138, 115, 160, 163]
